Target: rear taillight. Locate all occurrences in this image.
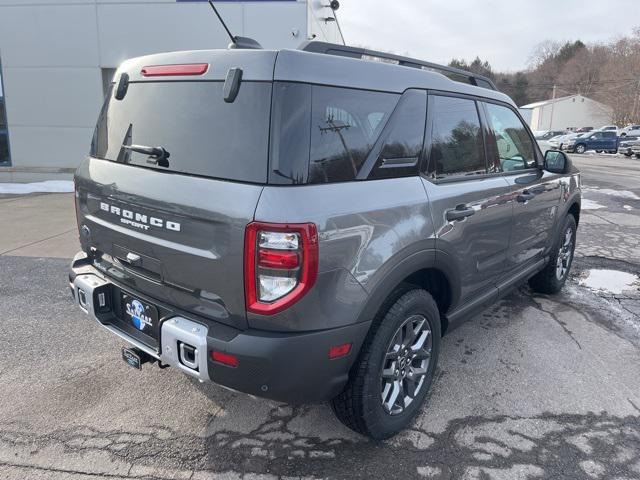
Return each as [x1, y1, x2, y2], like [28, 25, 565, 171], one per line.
[244, 222, 318, 315]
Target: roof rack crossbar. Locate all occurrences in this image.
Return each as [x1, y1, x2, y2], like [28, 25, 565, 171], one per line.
[299, 41, 498, 91]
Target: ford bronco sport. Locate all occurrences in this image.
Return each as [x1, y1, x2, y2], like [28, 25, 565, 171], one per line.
[69, 42, 581, 439]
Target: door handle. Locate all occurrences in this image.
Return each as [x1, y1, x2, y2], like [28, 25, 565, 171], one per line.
[446, 205, 475, 221]
[517, 190, 536, 203]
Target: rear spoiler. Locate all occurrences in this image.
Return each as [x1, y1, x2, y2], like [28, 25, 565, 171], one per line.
[299, 41, 498, 91]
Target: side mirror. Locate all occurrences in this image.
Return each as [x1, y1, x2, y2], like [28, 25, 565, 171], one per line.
[544, 150, 569, 174]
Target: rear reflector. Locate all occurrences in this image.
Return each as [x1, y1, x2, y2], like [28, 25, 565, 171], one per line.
[141, 64, 209, 77]
[329, 343, 352, 359]
[210, 351, 239, 367]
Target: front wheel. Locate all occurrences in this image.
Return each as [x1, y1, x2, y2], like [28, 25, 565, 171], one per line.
[529, 215, 577, 294]
[331, 289, 441, 439]
[574, 144, 586, 154]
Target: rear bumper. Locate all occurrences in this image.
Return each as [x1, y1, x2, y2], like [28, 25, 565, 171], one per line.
[69, 254, 370, 404]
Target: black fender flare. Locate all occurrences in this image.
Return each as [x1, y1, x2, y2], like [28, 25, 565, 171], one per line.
[354, 249, 461, 326]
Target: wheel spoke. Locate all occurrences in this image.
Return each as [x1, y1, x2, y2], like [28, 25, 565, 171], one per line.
[411, 330, 430, 351]
[402, 322, 416, 347]
[413, 347, 431, 360]
[384, 380, 401, 412]
[385, 348, 399, 361]
[381, 365, 396, 379]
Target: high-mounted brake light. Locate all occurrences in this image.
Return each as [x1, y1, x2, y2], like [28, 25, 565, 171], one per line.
[140, 64, 209, 77]
[244, 222, 318, 315]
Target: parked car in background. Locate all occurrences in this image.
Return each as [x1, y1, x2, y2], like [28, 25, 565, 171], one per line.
[576, 127, 593, 133]
[620, 125, 640, 137]
[597, 125, 619, 135]
[618, 137, 640, 157]
[550, 132, 582, 150]
[566, 130, 618, 154]
[534, 130, 566, 141]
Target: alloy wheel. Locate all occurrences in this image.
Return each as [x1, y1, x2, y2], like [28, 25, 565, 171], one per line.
[556, 226, 574, 280]
[380, 315, 432, 415]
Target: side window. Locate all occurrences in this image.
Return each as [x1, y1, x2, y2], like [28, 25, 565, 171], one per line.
[308, 86, 399, 184]
[369, 89, 427, 179]
[591, 132, 602, 140]
[485, 103, 536, 172]
[429, 96, 486, 178]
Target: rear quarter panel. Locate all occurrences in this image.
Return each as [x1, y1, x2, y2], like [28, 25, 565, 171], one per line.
[252, 177, 436, 331]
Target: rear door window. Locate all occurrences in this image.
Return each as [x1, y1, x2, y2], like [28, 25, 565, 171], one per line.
[428, 95, 486, 179]
[91, 81, 272, 183]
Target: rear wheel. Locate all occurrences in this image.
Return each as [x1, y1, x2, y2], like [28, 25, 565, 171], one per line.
[331, 288, 441, 439]
[529, 215, 577, 294]
[574, 144, 586, 154]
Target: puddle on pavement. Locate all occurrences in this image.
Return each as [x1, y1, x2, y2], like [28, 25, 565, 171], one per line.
[579, 269, 639, 294]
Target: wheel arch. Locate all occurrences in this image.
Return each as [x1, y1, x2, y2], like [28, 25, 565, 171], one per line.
[355, 250, 459, 336]
[568, 200, 580, 226]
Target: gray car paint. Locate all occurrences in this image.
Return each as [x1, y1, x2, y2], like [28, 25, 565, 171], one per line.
[71, 45, 581, 403]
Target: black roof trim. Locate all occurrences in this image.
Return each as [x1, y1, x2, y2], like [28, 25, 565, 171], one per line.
[299, 41, 498, 91]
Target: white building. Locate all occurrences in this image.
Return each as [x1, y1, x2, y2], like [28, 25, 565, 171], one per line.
[0, 0, 342, 182]
[521, 94, 613, 132]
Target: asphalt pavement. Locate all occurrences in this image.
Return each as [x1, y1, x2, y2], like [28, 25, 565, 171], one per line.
[0, 154, 639, 479]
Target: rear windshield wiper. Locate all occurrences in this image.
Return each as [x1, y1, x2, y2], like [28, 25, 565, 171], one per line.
[123, 144, 170, 168]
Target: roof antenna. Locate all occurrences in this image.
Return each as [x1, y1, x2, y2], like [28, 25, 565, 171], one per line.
[207, 0, 262, 50]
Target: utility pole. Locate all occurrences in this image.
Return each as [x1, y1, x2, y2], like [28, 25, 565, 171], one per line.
[548, 84, 557, 130]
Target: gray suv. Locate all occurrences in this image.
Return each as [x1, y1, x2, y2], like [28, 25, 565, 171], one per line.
[69, 42, 581, 439]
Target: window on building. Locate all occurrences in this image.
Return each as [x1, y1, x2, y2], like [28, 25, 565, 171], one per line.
[429, 96, 485, 178]
[0, 60, 11, 166]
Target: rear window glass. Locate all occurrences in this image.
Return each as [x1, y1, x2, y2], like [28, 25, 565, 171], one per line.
[91, 81, 272, 183]
[269, 83, 399, 184]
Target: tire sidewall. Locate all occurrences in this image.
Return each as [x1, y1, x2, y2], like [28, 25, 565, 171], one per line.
[360, 290, 441, 439]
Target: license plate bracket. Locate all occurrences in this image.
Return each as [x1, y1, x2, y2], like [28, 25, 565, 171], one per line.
[121, 293, 159, 339]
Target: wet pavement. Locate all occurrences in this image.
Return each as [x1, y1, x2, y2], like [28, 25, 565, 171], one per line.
[0, 153, 639, 479]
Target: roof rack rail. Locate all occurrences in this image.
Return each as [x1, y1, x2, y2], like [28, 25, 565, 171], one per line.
[299, 41, 498, 91]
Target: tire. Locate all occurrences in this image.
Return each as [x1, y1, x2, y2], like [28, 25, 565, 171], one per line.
[331, 288, 441, 440]
[624, 153, 632, 157]
[529, 215, 577, 294]
[595, 150, 602, 153]
[574, 144, 586, 154]
[636, 154, 640, 159]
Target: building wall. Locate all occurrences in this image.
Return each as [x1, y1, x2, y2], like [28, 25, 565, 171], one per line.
[0, 0, 339, 181]
[533, 95, 613, 131]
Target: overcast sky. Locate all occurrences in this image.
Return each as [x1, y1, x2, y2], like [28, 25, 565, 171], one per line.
[336, 0, 639, 71]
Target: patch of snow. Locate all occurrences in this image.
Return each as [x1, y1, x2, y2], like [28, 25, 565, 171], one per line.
[0, 181, 74, 195]
[624, 205, 633, 211]
[594, 189, 640, 200]
[579, 269, 639, 295]
[581, 199, 605, 210]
